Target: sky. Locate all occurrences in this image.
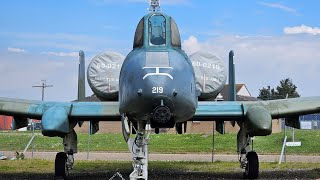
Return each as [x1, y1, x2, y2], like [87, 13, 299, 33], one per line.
[1, 0, 320, 101]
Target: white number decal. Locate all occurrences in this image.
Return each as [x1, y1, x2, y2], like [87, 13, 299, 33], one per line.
[96, 63, 121, 69]
[152, 87, 163, 94]
[192, 61, 221, 70]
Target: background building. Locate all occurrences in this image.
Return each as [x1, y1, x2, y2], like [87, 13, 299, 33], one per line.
[0, 115, 12, 130]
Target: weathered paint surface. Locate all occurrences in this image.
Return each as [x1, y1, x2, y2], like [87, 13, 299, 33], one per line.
[1, 96, 320, 123]
[42, 106, 70, 137]
[0, 97, 120, 121]
[243, 96, 320, 118]
[194, 101, 244, 120]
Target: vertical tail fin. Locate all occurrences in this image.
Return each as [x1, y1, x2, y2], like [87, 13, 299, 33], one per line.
[216, 51, 236, 135]
[78, 50, 86, 101]
[228, 50, 236, 127]
[78, 50, 85, 127]
[228, 50, 236, 101]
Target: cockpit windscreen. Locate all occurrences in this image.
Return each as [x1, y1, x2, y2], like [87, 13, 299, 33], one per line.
[148, 15, 166, 46]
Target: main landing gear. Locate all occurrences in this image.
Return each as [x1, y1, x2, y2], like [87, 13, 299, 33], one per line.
[54, 152, 74, 180]
[238, 129, 259, 179]
[54, 130, 77, 180]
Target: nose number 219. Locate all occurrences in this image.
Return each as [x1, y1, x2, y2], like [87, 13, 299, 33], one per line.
[152, 87, 163, 94]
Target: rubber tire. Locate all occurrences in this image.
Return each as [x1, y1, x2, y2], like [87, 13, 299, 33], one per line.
[155, 128, 159, 134]
[245, 151, 259, 179]
[55, 152, 67, 180]
[176, 123, 182, 134]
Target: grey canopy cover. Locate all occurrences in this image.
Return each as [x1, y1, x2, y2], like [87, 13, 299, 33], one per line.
[87, 52, 125, 100]
[190, 51, 227, 100]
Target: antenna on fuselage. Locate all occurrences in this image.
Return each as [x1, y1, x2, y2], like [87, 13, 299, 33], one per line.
[149, 0, 161, 12]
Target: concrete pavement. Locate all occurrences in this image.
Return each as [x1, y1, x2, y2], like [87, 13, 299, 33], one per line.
[1, 151, 320, 163]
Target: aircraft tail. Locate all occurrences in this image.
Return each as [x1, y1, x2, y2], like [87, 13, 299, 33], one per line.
[228, 50, 236, 101]
[78, 50, 86, 101]
[78, 50, 86, 127]
[228, 50, 236, 128]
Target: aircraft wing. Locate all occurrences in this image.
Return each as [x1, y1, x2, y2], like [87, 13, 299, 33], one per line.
[0, 97, 120, 121]
[194, 101, 245, 121]
[245, 96, 320, 119]
[194, 96, 320, 125]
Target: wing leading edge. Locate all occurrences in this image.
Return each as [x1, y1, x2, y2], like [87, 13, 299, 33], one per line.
[0, 97, 121, 121]
[194, 96, 320, 121]
[1, 96, 320, 128]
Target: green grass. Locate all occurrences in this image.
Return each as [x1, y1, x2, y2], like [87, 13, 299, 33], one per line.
[1, 159, 320, 173]
[1, 159, 320, 175]
[2, 160, 320, 179]
[1, 130, 320, 154]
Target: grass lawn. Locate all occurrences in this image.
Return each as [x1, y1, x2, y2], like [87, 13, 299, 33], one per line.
[1, 129, 320, 154]
[1, 159, 320, 173]
[1, 160, 320, 179]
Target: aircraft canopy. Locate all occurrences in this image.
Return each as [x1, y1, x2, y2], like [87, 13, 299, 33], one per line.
[133, 13, 181, 48]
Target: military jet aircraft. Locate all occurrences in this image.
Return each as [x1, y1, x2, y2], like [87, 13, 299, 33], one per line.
[1, 1, 320, 179]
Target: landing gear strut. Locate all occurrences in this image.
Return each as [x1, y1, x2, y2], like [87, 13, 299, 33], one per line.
[127, 121, 151, 180]
[238, 129, 259, 179]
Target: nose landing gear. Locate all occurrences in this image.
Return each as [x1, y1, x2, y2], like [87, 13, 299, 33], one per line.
[127, 122, 151, 180]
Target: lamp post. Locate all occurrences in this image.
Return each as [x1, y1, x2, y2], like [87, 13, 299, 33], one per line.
[32, 80, 53, 101]
[31, 80, 53, 158]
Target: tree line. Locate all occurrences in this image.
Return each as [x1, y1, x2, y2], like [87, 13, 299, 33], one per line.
[258, 78, 300, 100]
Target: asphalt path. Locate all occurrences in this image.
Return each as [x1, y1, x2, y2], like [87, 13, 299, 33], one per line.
[2, 151, 320, 163]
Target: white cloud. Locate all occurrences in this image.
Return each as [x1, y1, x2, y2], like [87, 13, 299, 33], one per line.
[42, 51, 79, 57]
[7, 47, 26, 53]
[182, 35, 200, 55]
[182, 35, 320, 97]
[259, 2, 297, 14]
[284, 25, 320, 35]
